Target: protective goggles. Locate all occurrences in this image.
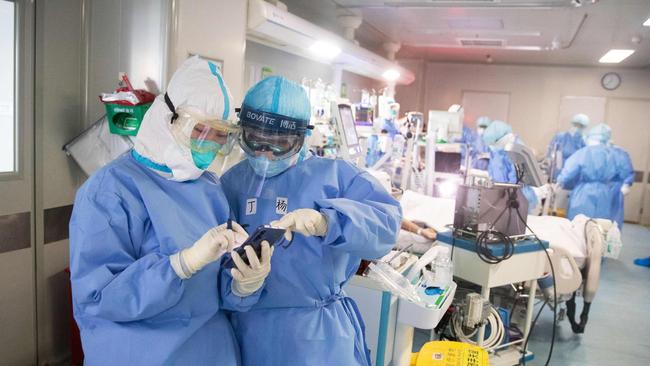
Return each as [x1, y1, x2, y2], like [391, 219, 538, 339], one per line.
[240, 126, 305, 160]
[170, 107, 239, 156]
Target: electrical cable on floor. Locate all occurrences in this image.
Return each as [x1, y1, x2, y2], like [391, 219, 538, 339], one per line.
[451, 306, 505, 351]
[515, 207, 557, 366]
[522, 300, 548, 365]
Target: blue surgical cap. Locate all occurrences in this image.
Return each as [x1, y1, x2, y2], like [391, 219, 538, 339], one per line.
[587, 123, 611, 144]
[482, 120, 512, 146]
[240, 76, 311, 134]
[571, 113, 590, 128]
[476, 116, 492, 128]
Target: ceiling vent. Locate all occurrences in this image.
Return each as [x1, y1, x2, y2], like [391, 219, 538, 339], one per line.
[458, 38, 505, 47]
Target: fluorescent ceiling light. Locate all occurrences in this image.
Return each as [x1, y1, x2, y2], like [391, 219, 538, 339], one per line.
[309, 41, 341, 59]
[382, 69, 400, 81]
[644, 17, 650, 26]
[598, 49, 635, 63]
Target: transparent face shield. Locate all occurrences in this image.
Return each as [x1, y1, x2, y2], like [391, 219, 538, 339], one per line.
[170, 108, 240, 169]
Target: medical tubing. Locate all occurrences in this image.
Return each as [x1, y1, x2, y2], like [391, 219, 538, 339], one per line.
[451, 306, 505, 350]
[515, 208, 556, 366]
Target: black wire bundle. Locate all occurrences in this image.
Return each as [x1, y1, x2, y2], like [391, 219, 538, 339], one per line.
[475, 230, 515, 264]
[472, 186, 519, 264]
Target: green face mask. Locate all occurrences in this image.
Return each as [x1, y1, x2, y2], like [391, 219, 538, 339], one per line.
[190, 139, 222, 170]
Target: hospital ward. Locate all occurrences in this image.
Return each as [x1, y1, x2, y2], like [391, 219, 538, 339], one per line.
[1, 0, 650, 365]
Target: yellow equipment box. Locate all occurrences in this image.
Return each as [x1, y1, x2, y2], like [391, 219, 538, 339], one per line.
[410, 341, 489, 366]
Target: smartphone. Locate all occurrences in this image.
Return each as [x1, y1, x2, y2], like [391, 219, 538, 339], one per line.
[222, 226, 287, 269]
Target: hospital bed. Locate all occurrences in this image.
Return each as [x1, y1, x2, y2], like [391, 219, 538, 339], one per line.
[396, 190, 621, 334]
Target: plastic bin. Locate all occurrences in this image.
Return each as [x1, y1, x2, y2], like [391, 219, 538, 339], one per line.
[104, 102, 152, 136]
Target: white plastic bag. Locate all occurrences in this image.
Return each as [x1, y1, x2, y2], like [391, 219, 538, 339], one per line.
[604, 225, 623, 259]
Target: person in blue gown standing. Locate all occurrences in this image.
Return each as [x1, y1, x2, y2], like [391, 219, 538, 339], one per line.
[557, 123, 617, 221]
[219, 76, 402, 366]
[546, 113, 590, 180]
[609, 144, 634, 229]
[482, 120, 539, 212]
[69, 57, 269, 366]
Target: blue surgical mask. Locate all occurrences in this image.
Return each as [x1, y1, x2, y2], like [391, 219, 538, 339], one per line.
[247, 144, 308, 178]
[190, 139, 222, 170]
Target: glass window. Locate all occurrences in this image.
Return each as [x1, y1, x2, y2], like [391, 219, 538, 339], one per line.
[0, 0, 15, 173]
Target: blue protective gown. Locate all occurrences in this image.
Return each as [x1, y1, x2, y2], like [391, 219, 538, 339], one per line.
[70, 152, 251, 366]
[364, 134, 383, 168]
[382, 118, 400, 138]
[487, 148, 538, 213]
[557, 145, 618, 221]
[219, 156, 402, 366]
[547, 131, 585, 180]
[455, 126, 475, 168]
[472, 133, 490, 171]
[609, 146, 634, 228]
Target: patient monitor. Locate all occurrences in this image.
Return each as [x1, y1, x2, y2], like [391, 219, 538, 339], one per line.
[504, 142, 547, 187]
[332, 102, 363, 161]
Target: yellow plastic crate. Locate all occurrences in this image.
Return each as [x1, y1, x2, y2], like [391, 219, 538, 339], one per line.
[410, 341, 489, 366]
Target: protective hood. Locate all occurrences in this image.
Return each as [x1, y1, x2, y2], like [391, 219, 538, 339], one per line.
[134, 56, 234, 182]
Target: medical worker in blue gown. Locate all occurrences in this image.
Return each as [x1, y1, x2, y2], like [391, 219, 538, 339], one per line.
[482, 120, 538, 212]
[609, 144, 634, 229]
[219, 76, 402, 366]
[546, 113, 590, 180]
[557, 123, 617, 221]
[456, 124, 476, 168]
[471, 116, 492, 170]
[69, 57, 271, 365]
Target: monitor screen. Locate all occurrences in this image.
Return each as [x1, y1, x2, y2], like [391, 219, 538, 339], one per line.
[339, 104, 359, 146]
[435, 152, 461, 173]
[354, 106, 373, 126]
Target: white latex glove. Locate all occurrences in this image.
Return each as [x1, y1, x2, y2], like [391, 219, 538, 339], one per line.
[271, 208, 328, 240]
[621, 184, 631, 196]
[231, 241, 274, 297]
[170, 222, 248, 279]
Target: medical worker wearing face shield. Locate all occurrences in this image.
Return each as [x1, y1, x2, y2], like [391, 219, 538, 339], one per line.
[557, 123, 617, 221]
[482, 120, 539, 212]
[69, 57, 267, 365]
[219, 76, 402, 366]
[547, 113, 589, 180]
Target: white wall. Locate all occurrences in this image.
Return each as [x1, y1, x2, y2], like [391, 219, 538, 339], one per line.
[244, 41, 384, 102]
[396, 61, 650, 154]
[172, 0, 248, 104]
[86, 0, 169, 124]
[245, 41, 333, 88]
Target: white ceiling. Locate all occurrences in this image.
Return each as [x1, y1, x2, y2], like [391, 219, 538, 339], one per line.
[279, 0, 650, 68]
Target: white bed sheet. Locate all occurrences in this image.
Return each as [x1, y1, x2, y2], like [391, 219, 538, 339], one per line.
[399, 190, 590, 267]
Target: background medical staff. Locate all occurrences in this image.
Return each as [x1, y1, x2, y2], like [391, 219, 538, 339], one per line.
[219, 76, 402, 366]
[557, 123, 617, 221]
[547, 113, 590, 180]
[609, 144, 634, 229]
[482, 120, 539, 212]
[472, 116, 492, 170]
